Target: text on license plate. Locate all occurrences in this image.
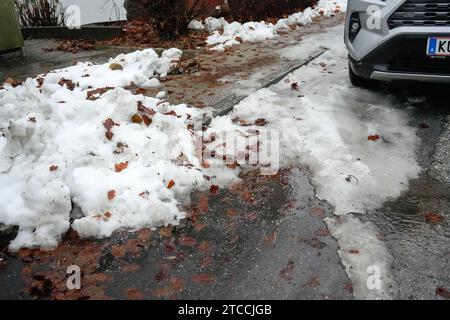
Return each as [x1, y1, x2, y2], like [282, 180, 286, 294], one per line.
[427, 37, 450, 56]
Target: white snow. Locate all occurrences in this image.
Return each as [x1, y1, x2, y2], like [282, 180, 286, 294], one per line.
[189, 0, 347, 51]
[0, 48, 239, 251]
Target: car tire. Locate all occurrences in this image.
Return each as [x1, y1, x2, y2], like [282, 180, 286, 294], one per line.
[348, 63, 376, 88]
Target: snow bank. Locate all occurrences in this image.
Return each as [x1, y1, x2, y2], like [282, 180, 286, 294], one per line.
[0, 48, 239, 251]
[189, 0, 347, 51]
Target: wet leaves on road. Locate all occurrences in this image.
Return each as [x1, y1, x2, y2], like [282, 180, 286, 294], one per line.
[192, 273, 215, 284]
[125, 288, 144, 300]
[279, 258, 295, 281]
[436, 287, 450, 300]
[425, 212, 444, 224]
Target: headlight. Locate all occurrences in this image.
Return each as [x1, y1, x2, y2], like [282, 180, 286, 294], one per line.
[349, 12, 361, 43]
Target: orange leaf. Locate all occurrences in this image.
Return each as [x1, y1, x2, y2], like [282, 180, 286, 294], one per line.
[167, 179, 175, 189]
[368, 134, 380, 142]
[115, 161, 128, 172]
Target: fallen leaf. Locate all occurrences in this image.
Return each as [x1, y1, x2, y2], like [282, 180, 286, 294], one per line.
[49, 165, 58, 171]
[142, 114, 152, 126]
[111, 245, 126, 258]
[167, 179, 175, 189]
[210, 185, 219, 194]
[179, 234, 197, 247]
[198, 195, 209, 213]
[103, 118, 116, 130]
[349, 249, 360, 254]
[125, 288, 144, 300]
[109, 63, 123, 71]
[291, 82, 299, 90]
[240, 191, 253, 202]
[107, 190, 116, 200]
[115, 161, 129, 172]
[159, 226, 173, 238]
[368, 134, 380, 142]
[137, 101, 156, 115]
[254, 118, 268, 126]
[279, 259, 295, 281]
[436, 287, 450, 299]
[198, 241, 211, 253]
[425, 212, 444, 224]
[131, 114, 143, 124]
[192, 273, 215, 284]
[169, 277, 185, 291]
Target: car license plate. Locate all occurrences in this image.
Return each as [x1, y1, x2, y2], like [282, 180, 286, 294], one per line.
[427, 37, 450, 56]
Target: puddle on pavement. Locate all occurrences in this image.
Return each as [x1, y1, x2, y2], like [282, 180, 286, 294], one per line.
[359, 83, 450, 299]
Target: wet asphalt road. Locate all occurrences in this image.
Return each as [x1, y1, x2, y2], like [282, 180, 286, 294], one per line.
[360, 83, 450, 299]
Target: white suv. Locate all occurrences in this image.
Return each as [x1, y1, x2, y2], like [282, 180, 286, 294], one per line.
[345, 0, 450, 86]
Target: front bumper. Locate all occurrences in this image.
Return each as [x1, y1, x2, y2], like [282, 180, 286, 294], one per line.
[346, 0, 450, 82]
[349, 33, 450, 82]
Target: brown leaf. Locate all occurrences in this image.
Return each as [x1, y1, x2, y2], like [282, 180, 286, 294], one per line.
[254, 118, 268, 126]
[109, 63, 123, 71]
[123, 264, 141, 273]
[279, 259, 295, 281]
[136, 88, 147, 94]
[155, 266, 170, 283]
[115, 161, 129, 172]
[192, 273, 215, 284]
[368, 134, 380, 142]
[107, 190, 116, 200]
[425, 212, 444, 224]
[179, 234, 197, 247]
[159, 226, 173, 238]
[349, 249, 360, 254]
[436, 287, 450, 299]
[142, 114, 153, 126]
[210, 185, 219, 194]
[125, 288, 144, 300]
[291, 82, 299, 90]
[131, 114, 143, 124]
[103, 118, 116, 130]
[49, 165, 59, 171]
[105, 130, 114, 141]
[137, 101, 156, 115]
[198, 195, 209, 213]
[198, 241, 211, 253]
[226, 209, 238, 217]
[169, 277, 185, 291]
[111, 245, 126, 258]
[240, 191, 253, 202]
[167, 179, 175, 189]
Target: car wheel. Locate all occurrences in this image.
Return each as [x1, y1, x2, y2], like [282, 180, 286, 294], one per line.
[348, 63, 376, 88]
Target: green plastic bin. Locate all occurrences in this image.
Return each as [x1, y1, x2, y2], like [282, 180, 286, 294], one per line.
[0, 0, 24, 53]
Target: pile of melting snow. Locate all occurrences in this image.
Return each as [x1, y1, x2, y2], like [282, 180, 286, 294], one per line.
[0, 48, 239, 251]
